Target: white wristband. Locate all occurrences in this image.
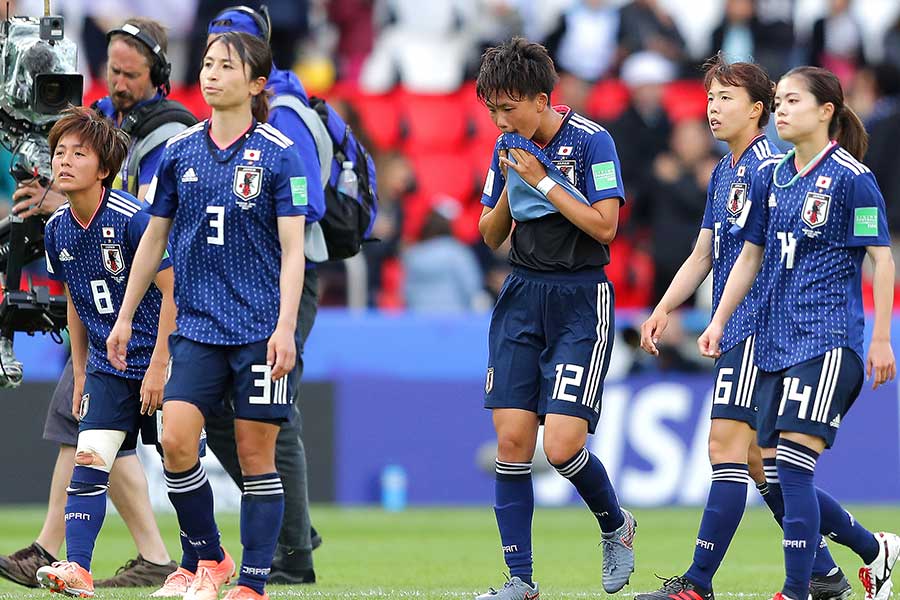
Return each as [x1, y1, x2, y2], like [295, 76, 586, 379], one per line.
[535, 176, 556, 197]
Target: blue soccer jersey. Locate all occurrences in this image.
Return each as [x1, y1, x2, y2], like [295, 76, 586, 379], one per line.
[736, 142, 891, 371]
[44, 189, 173, 378]
[701, 135, 779, 352]
[481, 107, 625, 272]
[147, 120, 309, 345]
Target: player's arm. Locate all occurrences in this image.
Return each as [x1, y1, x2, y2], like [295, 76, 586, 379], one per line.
[698, 240, 763, 358]
[479, 186, 512, 250]
[140, 266, 176, 415]
[500, 147, 619, 243]
[641, 229, 713, 355]
[65, 284, 89, 419]
[107, 216, 173, 371]
[270, 215, 306, 380]
[865, 245, 896, 389]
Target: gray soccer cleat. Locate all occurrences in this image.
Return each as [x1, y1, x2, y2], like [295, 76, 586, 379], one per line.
[601, 508, 637, 593]
[475, 576, 540, 600]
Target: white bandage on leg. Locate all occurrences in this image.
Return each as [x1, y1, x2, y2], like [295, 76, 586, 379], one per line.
[74, 429, 127, 472]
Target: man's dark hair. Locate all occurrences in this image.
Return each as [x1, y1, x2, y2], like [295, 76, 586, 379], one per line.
[108, 18, 168, 70]
[476, 37, 559, 104]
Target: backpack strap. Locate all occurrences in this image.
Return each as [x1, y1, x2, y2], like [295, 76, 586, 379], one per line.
[123, 121, 192, 195]
[270, 95, 334, 189]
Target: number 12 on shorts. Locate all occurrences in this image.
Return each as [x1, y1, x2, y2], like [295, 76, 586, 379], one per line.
[552, 363, 584, 402]
[249, 364, 290, 405]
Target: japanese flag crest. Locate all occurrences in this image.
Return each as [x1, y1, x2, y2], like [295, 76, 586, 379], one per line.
[101, 243, 125, 276]
[802, 192, 830, 229]
[233, 165, 263, 201]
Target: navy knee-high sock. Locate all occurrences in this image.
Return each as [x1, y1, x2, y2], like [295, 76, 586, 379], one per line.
[777, 440, 820, 600]
[817, 488, 879, 564]
[762, 457, 838, 577]
[238, 473, 284, 594]
[64, 466, 110, 571]
[553, 448, 624, 533]
[165, 462, 224, 563]
[684, 463, 749, 590]
[494, 460, 534, 585]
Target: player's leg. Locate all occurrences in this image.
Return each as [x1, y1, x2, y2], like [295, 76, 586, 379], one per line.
[477, 270, 543, 600]
[541, 277, 634, 593]
[161, 335, 233, 599]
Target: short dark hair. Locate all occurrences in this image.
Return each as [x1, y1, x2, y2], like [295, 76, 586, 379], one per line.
[702, 53, 775, 127]
[108, 17, 168, 69]
[476, 37, 559, 104]
[48, 107, 129, 188]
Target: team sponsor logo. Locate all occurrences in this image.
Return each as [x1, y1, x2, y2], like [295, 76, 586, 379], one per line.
[830, 413, 841, 428]
[59, 248, 75, 262]
[101, 243, 125, 276]
[102, 227, 114, 238]
[181, 167, 198, 183]
[557, 146, 573, 156]
[243, 148, 261, 161]
[801, 191, 830, 229]
[485, 367, 494, 394]
[768, 193, 777, 208]
[554, 159, 576, 185]
[726, 183, 748, 217]
[80, 393, 89, 419]
[815, 175, 832, 189]
[233, 165, 263, 204]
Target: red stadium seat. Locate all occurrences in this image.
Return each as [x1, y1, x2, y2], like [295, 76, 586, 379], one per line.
[409, 152, 478, 204]
[663, 80, 708, 123]
[585, 79, 630, 122]
[401, 93, 468, 151]
[351, 89, 405, 151]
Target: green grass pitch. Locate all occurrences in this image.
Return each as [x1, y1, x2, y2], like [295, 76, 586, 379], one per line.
[1, 505, 898, 599]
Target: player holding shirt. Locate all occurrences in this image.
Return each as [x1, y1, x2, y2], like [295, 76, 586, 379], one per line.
[108, 32, 307, 600]
[34, 107, 176, 598]
[476, 37, 634, 600]
[638, 56, 851, 600]
[699, 66, 899, 600]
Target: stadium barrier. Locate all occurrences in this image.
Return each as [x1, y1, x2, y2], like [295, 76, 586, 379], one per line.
[2, 309, 898, 507]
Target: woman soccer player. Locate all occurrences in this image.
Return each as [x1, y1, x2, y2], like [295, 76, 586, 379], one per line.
[35, 106, 176, 598]
[699, 66, 899, 600]
[475, 37, 634, 600]
[638, 56, 851, 600]
[108, 31, 308, 600]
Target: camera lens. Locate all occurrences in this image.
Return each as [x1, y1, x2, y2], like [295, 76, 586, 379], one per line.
[39, 80, 64, 106]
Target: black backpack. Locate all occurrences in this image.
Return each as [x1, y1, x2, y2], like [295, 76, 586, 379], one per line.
[270, 94, 378, 261]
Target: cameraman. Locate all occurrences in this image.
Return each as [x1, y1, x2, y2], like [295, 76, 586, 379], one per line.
[0, 17, 194, 590]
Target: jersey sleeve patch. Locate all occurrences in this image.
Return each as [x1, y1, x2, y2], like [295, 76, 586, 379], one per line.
[854, 207, 879, 237]
[591, 161, 617, 191]
[290, 176, 308, 206]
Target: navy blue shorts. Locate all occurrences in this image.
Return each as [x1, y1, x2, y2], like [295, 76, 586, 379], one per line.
[710, 336, 759, 428]
[484, 267, 614, 434]
[756, 347, 863, 449]
[164, 334, 294, 423]
[80, 368, 156, 452]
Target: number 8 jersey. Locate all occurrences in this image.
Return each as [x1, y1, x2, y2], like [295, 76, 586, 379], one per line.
[737, 142, 892, 371]
[147, 120, 309, 345]
[44, 189, 172, 378]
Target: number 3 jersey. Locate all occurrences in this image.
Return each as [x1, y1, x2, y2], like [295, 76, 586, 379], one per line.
[147, 120, 309, 345]
[701, 135, 779, 353]
[44, 189, 172, 378]
[736, 142, 891, 371]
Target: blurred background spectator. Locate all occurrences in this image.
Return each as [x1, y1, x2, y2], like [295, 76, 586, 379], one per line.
[710, 0, 761, 64]
[808, 0, 865, 86]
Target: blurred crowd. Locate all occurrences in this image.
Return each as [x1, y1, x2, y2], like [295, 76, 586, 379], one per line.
[3, 0, 900, 313]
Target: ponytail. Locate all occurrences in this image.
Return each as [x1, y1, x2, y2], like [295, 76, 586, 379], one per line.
[251, 88, 270, 124]
[834, 104, 868, 161]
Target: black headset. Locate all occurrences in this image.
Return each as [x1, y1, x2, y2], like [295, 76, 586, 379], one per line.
[106, 22, 172, 96]
[211, 5, 272, 43]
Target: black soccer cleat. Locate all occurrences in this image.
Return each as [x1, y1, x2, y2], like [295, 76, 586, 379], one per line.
[810, 568, 853, 600]
[635, 575, 714, 600]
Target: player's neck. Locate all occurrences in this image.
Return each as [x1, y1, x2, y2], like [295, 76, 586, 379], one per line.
[532, 109, 563, 146]
[728, 128, 764, 163]
[209, 108, 254, 150]
[67, 184, 104, 227]
[792, 133, 832, 172]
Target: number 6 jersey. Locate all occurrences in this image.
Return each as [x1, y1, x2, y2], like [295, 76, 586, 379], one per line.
[735, 142, 891, 371]
[147, 119, 308, 345]
[44, 189, 172, 378]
